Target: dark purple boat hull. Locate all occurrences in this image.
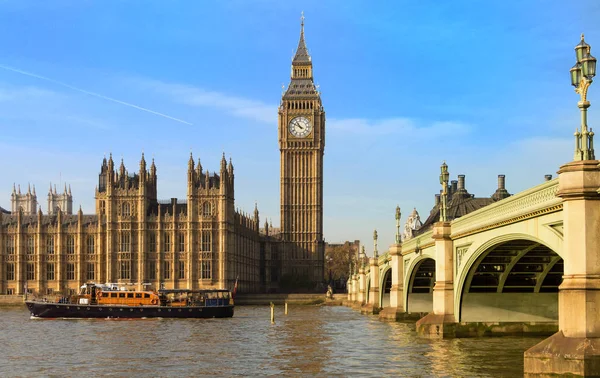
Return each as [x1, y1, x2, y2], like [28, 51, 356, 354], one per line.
[25, 301, 234, 319]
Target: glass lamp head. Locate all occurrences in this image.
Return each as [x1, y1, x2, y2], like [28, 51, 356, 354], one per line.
[581, 53, 597, 79]
[571, 63, 582, 86]
[576, 34, 591, 63]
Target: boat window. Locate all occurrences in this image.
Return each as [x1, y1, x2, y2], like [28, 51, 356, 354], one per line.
[127, 293, 134, 298]
[111, 293, 118, 298]
[144, 293, 150, 298]
[135, 293, 142, 299]
[102, 293, 109, 298]
[119, 293, 126, 298]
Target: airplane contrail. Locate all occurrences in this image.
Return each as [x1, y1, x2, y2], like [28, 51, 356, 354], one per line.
[0, 64, 193, 125]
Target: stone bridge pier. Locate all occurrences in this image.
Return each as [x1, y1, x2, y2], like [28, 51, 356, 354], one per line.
[415, 222, 456, 336]
[525, 160, 600, 376]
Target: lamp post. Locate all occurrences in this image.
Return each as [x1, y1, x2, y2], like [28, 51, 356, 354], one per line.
[439, 161, 450, 222]
[326, 254, 333, 286]
[373, 229, 378, 259]
[395, 206, 401, 244]
[570, 34, 597, 161]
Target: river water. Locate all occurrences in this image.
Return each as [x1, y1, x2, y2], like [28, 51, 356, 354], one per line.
[0, 305, 542, 377]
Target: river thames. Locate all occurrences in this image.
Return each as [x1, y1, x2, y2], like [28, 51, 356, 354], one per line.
[0, 305, 542, 377]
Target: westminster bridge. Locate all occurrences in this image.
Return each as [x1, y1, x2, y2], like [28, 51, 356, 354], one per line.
[346, 159, 600, 376]
[346, 35, 600, 376]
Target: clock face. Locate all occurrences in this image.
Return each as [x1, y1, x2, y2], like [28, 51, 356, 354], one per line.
[288, 116, 312, 138]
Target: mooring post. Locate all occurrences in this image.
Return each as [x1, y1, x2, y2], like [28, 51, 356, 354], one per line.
[285, 301, 288, 315]
[270, 302, 275, 324]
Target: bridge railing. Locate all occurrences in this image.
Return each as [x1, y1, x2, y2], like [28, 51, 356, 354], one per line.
[450, 178, 561, 238]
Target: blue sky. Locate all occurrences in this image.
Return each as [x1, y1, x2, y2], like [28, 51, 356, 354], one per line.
[0, 1, 599, 253]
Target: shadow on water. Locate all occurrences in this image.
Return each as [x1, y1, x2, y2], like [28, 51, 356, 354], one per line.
[0, 306, 542, 377]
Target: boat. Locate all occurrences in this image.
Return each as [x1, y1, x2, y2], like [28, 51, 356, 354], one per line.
[25, 283, 234, 319]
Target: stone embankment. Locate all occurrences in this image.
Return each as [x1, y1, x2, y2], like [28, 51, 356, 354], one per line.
[0, 295, 24, 306]
[234, 293, 328, 306]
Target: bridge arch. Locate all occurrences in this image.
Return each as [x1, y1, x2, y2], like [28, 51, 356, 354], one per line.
[405, 255, 435, 313]
[380, 266, 392, 308]
[456, 233, 563, 322]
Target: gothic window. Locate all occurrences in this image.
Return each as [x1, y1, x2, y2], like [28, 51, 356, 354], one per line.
[6, 263, 15, 280]
[120, 233, 130, 252]
[163, 261, 171, 280]
[87, 263, 95, 281]
[66, 235, 75, 254]
[46, 235, 54, 254]
[122, 202, 131, 217]
[178, 261, 185, 279]
[47, 263, 55, 280]
[202, 202, 212, 217]
[119, 261, 130, 280]
[163, 233, 171, 252]
[26, 263, 35, 280]
[201, 231, 212, 252]
[26, 236, 35, 255]
[5, 236, 14, 254]
[87, 235, 95, 254]
[66, 263, 75, 280]
[149, 233, 156, 253]
[178, 233, 185, 252]
[148, 261, 156, 280]
[201, 260, 212, 279]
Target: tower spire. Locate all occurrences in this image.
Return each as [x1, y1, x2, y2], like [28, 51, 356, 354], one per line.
[293, 11, 310, 63]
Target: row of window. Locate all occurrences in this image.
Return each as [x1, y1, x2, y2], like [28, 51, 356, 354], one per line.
[3, 235, 94, 255]
[5, 262, 92, 281]
[4, 261, 212, 281]
[147, 231, 212, 253]
[1, 231, 214, 254]
[121, 202, 213, 217]
[120, 261, 212, 280]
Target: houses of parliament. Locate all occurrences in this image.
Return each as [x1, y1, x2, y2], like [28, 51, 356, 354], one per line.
[0, 17, 326, 295]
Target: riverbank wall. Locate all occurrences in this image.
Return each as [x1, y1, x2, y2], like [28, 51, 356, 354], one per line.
[235, 293, 329, 306]
[0, 295, 25, 306]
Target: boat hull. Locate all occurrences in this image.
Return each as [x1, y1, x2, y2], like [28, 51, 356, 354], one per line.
[25, 301, 234, 319]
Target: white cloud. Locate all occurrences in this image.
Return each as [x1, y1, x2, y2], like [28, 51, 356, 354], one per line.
[0, 85, 62, 102]
[131, 79, 277, 124]
[327, 117, 471, 136]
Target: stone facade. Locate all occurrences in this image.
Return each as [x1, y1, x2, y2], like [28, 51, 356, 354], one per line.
[0, 153, 282, 295]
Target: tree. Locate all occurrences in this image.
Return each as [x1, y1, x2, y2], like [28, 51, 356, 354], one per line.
[324, 241, 360, 284]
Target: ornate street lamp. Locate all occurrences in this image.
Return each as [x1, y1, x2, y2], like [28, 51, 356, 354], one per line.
[571, 34, 597, 160]
[360, 245, 367, 269]
[395, 206, 401, 244]
[373, 229, 378, 259]
[439, 161, 450, 222]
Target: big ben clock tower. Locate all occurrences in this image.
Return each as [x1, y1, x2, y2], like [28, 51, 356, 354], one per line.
[278, 13, 325, 286]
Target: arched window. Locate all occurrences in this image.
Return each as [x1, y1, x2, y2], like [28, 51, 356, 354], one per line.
[5, 236, 14, 255]
[66, 235, 75, 254]
[26, 236, 35, 255]
[201, 231, 212, 252]
[178, 233, 185, 252]
[203, 202, 212, 217]
[120, 233, 130, 252]
[122, 202, 131, 217]
[87, 235, 95, 254]
[163, 233, 171, 252]
[46, 236, 54, 254]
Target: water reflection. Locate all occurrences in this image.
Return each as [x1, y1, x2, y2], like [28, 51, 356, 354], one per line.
[0, 306, 542, 377]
